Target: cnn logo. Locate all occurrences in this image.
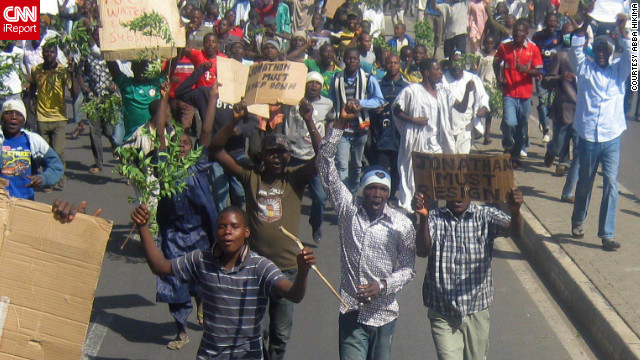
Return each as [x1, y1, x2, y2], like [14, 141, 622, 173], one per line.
[3, 6, 37, 23]
[0, 0, 39, 40]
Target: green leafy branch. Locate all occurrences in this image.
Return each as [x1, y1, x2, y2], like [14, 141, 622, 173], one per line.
[414, 20, 435, 55]
[121, 11, 175, 79]
[45, 21, 92, 58]
[115, 122, 202, 237]
[0, 52, 23, 94]
[372, 35, 390, 52]
[81, 93, 123, 126]
[485, 80, 503, 118]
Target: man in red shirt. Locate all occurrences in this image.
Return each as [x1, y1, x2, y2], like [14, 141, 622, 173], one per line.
[183, 33, 228, 88]
[493, 19, 543, 168]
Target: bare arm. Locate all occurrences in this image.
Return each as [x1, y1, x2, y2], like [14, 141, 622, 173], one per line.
[131, 204, 173, 276]
[275, 248, 315, 302]
[200, 82, 219, 148]
[393, 104, 429, 126]
[505, 187, 524, 238]
[412, 192, 432, 257]
[209, 102, 248, 177]
[155, 82, 172, 151]
[452, 81, 475, 113]
[296, 99, 323, 181]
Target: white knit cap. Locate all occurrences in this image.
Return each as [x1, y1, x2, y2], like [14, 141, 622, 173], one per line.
[1, 99, 27, 119]
[359, 167, 391, 193]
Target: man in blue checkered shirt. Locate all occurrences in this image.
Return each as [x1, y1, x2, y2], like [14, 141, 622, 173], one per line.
[412, 188, 523, 360]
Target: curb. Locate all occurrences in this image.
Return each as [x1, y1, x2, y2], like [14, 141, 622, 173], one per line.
[516, 202, 640, 360]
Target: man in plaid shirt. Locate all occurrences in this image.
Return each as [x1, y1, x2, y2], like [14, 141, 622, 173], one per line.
[412, 188, 523, 360]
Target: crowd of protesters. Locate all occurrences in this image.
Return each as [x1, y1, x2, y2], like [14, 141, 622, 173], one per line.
[5, 0, 636, 358]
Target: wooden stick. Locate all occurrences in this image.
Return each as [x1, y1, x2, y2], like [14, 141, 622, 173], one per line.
[279, 226, 347, 307]
[120, 224, 137, 250]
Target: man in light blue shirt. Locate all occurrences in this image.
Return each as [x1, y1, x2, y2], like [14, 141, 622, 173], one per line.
[329, 48, 385, 194]
[569, 9, 630, 251]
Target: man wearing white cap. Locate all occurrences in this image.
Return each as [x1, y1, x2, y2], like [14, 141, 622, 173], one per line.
[0, 99, 63, 200]
[284, 71, 335, 242]
[317, 103, 417, 360]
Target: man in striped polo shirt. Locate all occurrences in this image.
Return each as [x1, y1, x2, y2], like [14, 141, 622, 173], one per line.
[131, 205, 316, 359]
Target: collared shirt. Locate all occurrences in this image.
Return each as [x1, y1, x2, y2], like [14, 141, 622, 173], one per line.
[317, 127, 416, 327]
[423, 204, 510, 320]
[570, 35, 630, 143]
[495, 40, 543, 99]
[172, 246, 286, 359]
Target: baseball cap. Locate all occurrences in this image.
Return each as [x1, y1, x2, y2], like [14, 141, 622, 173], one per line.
[261, 133, 290, 152]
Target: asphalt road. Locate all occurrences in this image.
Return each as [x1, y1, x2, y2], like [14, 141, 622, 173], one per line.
[34, 120, 597, 360]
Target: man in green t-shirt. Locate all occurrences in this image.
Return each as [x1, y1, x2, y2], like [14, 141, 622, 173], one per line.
[304, 43, 342, 97]
[209, 99, 321, 360]
[107, 60, 165, 140]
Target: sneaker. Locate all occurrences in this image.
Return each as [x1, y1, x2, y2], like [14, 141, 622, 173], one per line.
[520, 149, 528, 158]
[542, 134, 551, 143]
[312, 227, 322, 243]
[602, 238, 621, 251]
[43, 186, 54, 193]
[544, 151, 554, 168]
[561, 196, 574, 204]
[571, 225, 584, 239]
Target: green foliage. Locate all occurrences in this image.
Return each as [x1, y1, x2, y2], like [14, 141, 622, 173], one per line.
[359, 0, 382, 10]
[45, 21, 92, 57]
[485, 80, 503, 118]
[0, 52, 23, 94]
[372, 35, 390, 52]
[452, 53, 481, 71]
[414, 20, 435, 54]
[121, 10, 174, 46]
[115, 123, 202, 236]
[81, 93, 123, 126]
[121, 11, 175, 79]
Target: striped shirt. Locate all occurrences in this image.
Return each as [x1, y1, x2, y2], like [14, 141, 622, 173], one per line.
[423, 204, 510, 320]
[172, 245, 286, 359]
[317, 127, 416, 327]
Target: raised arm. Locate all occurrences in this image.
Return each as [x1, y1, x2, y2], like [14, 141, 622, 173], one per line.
[209, 101, 248, 177]
[412, 192, 432, 257]
[200, 81, 219, 148]
[276, 247, 315, 302]
[452, 80, 476, 113]
[296, 98, 322, 182]
[506, 187, 524, 238]
[131, 204, 173, 276]
[176, 63, 210, 100]
[155, 82, 172, 151]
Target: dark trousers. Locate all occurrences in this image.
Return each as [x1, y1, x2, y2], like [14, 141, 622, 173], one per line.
[444, 34, 467, 59]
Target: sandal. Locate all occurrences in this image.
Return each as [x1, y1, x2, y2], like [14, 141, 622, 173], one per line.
[197, 310, 204, 326]
[89, 166, 102, 174]
[70, 122, 86, 139]
[167, 337, 189, 350]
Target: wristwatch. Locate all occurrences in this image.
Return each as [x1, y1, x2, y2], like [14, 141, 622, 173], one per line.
[378, 280, 387, 296]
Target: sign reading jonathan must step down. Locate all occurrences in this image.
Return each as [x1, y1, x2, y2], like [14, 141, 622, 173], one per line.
[413, 153, 515, 202]
[0, 191, 112, 359]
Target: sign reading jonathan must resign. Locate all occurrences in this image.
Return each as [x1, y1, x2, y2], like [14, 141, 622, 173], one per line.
[244, 61, 308, 106]
[413, 153, 514, 202]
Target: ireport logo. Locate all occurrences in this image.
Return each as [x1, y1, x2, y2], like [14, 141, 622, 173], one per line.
[0, 0, 40, 41]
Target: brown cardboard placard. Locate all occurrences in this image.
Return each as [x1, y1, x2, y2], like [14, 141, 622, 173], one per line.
[412, 153, 514, 202]
[558, 0, 580, 15]
[0, 191, 112, 359]
[98, 0, 186, 61]
[244, 61, 308, 107]
[217, 57, 251, 105]
[325, 0, 346, 18]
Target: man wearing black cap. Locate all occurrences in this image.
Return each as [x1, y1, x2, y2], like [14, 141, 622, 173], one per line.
[210, 101, 322, 360]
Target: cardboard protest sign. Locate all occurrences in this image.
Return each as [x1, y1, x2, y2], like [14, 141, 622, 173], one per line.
[244, 61, 308, 107]
[325, 0, 346, 18]
[558, 0, 580, 15]
[590, 0, 625, 23]
[217, 57, 250, 105]
[98, 0, 186, 61]
[412, 153, 514, 202]
[0, 191, 112, 359]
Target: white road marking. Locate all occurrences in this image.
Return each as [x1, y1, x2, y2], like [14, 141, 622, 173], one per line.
[495, 237, 596, 360]
[82, 313, 113, 359]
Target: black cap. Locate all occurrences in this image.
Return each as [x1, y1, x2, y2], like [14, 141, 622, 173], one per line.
[261, 134, 290, 152]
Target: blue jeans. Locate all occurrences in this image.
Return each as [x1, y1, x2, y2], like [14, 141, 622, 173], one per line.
[561, 137, 580, 200]
[261, 269, 296, 360]
[336, 131, 368, 194]
[339, 311, 397, 360]
[571, 136, 621, 239]
[209, 158, 246, 213]
[548, 122, 575, 166]
[501, 97, 531, 159]
[534, 80, 550, 131]
[289, 157, 327, 230]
